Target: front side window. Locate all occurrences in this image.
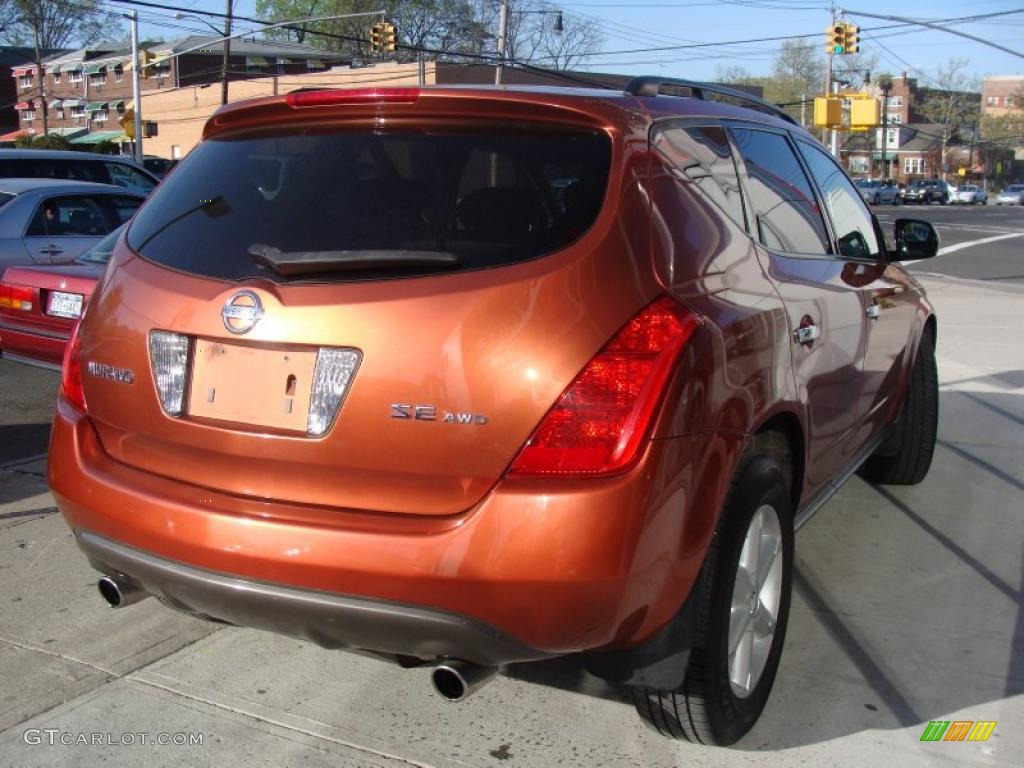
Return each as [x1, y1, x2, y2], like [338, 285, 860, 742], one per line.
[729, 127, 829, 255]
[104, 162, 157, 192]
[653, 123, 746, 231]
[796, 140, 881, 261]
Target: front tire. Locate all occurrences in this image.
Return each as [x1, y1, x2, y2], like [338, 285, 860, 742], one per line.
[631, 455, 794, 746]
[860, 330, 938, 485]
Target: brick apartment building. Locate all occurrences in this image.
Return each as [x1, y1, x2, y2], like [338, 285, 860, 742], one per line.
[982, 75, 1023, 116]
[2, 36, 345, 145]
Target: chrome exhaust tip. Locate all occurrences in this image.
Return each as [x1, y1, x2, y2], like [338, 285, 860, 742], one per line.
[97, 576, 149, 609]
[430, 660, 498, 702]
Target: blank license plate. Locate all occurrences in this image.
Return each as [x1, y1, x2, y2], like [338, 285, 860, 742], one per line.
[47, 291, 83, 319]
[188, 341, 318, 432]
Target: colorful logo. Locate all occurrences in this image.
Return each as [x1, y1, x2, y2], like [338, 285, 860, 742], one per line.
[920, 720, 997, 742]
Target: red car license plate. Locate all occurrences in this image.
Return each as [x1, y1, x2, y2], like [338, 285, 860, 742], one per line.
[47, 291, 84, 319]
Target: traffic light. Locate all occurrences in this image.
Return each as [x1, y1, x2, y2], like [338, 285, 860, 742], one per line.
[813, 97, 842, 127]
[383, 21, 397, 53]
[850, 98, 880, 128]
[844, 24, 860, 54]
[827, 23, 846, 55]
[370, 21, 384, 52]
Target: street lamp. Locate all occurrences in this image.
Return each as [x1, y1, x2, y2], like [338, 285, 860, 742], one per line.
[495, 3, 565, 85]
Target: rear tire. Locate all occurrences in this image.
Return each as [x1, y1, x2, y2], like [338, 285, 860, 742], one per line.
[631, 455, 793, 746]
[860, 330, 938, 485]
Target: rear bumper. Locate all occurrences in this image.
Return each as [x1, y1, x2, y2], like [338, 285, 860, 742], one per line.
[50, 396, 735, 661]
[0, 320, 67, 368]
[76, 530, 549, 665]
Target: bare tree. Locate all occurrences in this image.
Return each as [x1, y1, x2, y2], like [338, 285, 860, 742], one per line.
[0, 0, 123, 49]
[471, 1, 601, 71]
[918, 58, 981, 181]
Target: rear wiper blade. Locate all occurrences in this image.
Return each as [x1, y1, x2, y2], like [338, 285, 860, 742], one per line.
[248, 244, 459, 276]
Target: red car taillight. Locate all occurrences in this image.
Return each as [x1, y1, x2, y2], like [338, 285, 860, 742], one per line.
[0, 282, 34, 313]
[508, 297, 701, 477]
[285, 88, 421, 108]
[61, 320, 86, 411]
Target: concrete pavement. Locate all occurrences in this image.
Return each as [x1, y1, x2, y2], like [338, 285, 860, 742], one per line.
[0, 272, 1021, 767]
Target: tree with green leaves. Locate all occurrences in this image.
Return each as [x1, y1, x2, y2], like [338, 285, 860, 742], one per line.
[0, 0, 123, 49]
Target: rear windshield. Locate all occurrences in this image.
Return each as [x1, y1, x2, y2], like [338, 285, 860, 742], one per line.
[127, 127, 611, 283]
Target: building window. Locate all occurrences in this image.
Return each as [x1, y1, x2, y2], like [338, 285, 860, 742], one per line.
[68, 70, 83, 83]
[90, 72, 107, 86]
[1007, 95, 1015, 109]
[22, 109, 35, 121]
[53, 72, 61, 84]
[887, 113, 903, 124]
[886, 128, 899, 147]
[904, 157, 926, 175]
[70, 106, 86, 119]
[114, 65, 124, 82]
[171, 144, 181, 159]
[19, 75, 33, 89]
[886, 96, 902, 107]
[849, 156, 870, 174]
[56, 109, 64, 119]
[92, 110, 108, 123]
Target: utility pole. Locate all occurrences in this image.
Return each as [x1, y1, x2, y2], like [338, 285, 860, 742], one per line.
[31, 18, 48, 135]
[222, 0, 233, 105]
[801, 92, 806, 127]
[823, 7, 835, 148]
[495, 0, 509, 85]
[130, 10, 143, 163]
[878, 76, 892, 179]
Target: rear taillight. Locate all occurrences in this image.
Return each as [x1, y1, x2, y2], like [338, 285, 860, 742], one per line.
[0, 283, 34, 312]
[61, 321, 86, 410]
[285, 88, 420, 108]
[307, 348, 362, 436]
[508, 297, 700, 477]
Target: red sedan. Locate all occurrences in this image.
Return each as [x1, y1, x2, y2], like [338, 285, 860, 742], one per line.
[0, 224, 123, 369]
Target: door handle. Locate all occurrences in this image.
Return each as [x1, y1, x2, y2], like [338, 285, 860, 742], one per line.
[793, 324, 820, 345]
[866, 304, 881, 320]
[39, 244, 63, 255]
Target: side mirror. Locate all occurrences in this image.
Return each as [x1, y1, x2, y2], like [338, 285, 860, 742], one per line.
[893, 218, 939, 261]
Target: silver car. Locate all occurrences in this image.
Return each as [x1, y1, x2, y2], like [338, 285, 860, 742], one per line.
[0, 149, 159, 197]
[0, 179, 145, 269]
[996, 184, 1024, 205]
[855, 178, 901, 205]
[954, 185, 987, 205]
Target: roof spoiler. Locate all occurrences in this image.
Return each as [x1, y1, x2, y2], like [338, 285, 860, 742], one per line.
[624, 76, 798, 126]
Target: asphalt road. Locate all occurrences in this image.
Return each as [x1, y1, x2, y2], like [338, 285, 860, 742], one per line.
[0, 237, 1022, 766]
[874, 201, 1024, 284]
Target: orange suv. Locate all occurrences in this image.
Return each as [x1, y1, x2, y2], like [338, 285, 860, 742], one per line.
[49, 80, 940, 746]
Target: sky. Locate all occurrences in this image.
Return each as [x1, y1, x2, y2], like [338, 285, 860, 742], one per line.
[126, 0, 1024, 87]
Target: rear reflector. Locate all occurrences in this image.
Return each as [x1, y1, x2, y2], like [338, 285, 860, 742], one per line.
[285, 88, 421, 108]
[62, 321, 86, 410]
[0, 283, 34, 312]
[508, 297, 701, 477]
[307, 348, 362, 436]
[149, 330, 190, 416]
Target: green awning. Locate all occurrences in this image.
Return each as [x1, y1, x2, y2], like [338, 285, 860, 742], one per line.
[61, 99, 83, 108]
[50, 64, 62, 75]
[45, 127, 87, 138]
[49, 99, 63, 109]
[69, 130, 125, 144]
[109, 100, 125, 109]
[246, 55, 269, 67]
[86, 101, 108, 111]
[83, 63, 106, 75]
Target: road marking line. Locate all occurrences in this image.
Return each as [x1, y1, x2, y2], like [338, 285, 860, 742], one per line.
[937, 232, 1024, 256]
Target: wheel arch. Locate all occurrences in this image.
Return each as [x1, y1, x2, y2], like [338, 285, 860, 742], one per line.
[748, 411, 805, 512]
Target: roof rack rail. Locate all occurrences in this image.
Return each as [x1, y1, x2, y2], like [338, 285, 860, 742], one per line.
[624, 76, 798, 126]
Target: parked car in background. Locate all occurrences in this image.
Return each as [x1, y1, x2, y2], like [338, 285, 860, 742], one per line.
[0, 149, 158, 196]
[954, 185, 987, 205]
[996, 184, 1024, 205]
[0, 179, 144, 270]
[855, 178, 900, 205]
[904, 178, 950, 204]
[142, 155, 178, 179]
[50, 80, 940, 748]
[0, 223, 123, 369]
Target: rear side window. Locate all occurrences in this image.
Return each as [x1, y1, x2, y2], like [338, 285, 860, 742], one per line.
[730, 128, 829, 255]
[26, 195, 111, 237]
[127, 127, 612, 283]
[104, 161, 157, 192]
[652, 124, 745, 230]
[0, 158, 104, 183]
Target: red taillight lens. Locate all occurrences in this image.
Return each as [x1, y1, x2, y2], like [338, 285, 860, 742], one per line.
[285, 88, 420, 108]
[61, 320, 86, 411]
[508, 297, 701, 477]
[0, 283, 34, 312]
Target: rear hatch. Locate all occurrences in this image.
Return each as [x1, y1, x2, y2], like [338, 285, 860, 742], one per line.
[78, 88, 659, 517]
